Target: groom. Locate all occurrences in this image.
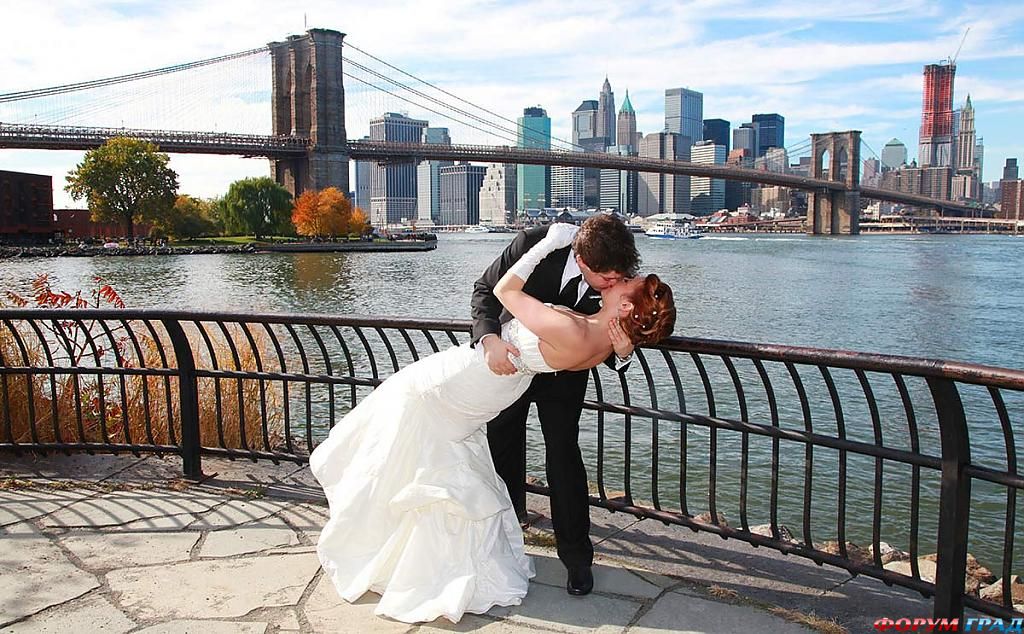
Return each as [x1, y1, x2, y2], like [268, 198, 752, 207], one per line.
[471, 214, 640, 596]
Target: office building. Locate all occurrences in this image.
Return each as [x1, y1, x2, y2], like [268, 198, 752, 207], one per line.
[733, 125, 757, 165]
[665, 87, 703, 146]
[881, 138, 908, 172]
[597, 77, 616, 148]
[638, 132, 689, 216]
[752, 113, 785, 158]
[551, 164, 585, 209]
[369, 113, 428, 226]
[479, 163, 517, 225]
[572, 99, 605, 205]
[1003, 158, 1019, 181]
[703, 119, 730, 151]
[415, 127, 452, 226]
[918, 62, 956, 167]
[354, 136, 372, 213]
[725, 149, 753, 210]
[0, 170, 54, 241]
[616, 91, 637, 154]
[690, 141, 726, 215]
[439, 162, 486, 225]
[517, 106, 551, 211]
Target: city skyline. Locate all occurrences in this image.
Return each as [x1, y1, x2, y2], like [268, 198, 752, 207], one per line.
[1, 0, 1022, 208]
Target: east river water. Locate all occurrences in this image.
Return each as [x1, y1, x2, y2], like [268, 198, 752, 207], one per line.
[2, 232, 1022, 567]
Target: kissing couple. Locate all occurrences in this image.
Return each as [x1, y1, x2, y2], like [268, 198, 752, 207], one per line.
[310, 214, 676, 623]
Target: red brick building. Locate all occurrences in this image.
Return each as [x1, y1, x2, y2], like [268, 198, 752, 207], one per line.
[999, 180, 1023, 221]
[0, 170, 54, 242]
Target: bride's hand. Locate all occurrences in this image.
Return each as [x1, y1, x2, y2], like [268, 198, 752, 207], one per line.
[543, 222, 579, 250]
[482, 335, 520, 375]
[609, 318, 634, 358]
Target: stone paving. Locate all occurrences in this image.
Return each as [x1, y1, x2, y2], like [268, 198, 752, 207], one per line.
[0, 453, 938, 632]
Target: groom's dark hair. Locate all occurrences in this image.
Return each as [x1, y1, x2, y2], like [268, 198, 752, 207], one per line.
[572, 214, 640, 278]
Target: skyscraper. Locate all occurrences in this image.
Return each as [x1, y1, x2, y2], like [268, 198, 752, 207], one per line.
[517, 107, 551, 211]
[881, 138, 908, 171]
[416, 127, 452, 226]
[616, 91, 637, 154]
[596, 77, 616, 148]
[733, 125, 757, 165]
[1005, 158, 1020, 181]
[664, 88, 703, 146]
[572, 100, 600, 147]
[439, 163, 486, 225]
[918, 62, 956, 167]
[638, 132, 688, 216]
[551, 164, 585, 209]
[478, 164, 517, 225]
[369, 113, 428, 227]
[703, 119, 730, 151]
[953, 96, 977, 200]
[354, 135, 372, 213]
[690, 140, 726, 215]
[751, 113, 785, 158]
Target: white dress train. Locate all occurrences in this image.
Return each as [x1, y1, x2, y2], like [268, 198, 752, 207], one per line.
[309, 319, 554, 623]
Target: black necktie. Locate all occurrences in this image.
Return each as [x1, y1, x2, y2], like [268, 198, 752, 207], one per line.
[558, 274, 582, 307]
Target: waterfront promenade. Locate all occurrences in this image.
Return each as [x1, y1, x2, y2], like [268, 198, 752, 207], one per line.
[1, 453, 941, 633]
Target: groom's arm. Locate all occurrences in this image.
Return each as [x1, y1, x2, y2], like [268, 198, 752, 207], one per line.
[470, 227, 546, 345]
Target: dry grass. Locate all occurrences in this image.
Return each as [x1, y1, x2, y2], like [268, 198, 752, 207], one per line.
[523, 529, 558, 549]
[768, 606, 848, 634]
[708, 584, 740, 601]
[0, 320, 284, 452]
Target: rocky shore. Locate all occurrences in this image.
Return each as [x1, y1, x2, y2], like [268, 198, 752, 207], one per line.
[0, 244, 258, 258]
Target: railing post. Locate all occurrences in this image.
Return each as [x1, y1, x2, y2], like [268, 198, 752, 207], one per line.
[162, 319, 202, 480]
[927, 377, 971, 621]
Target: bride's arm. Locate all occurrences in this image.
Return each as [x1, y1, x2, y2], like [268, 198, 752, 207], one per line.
[494, 269, 577, 343]
[494, 223, 580, 345]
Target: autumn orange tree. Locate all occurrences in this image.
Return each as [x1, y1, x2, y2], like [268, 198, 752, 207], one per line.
[349, 207, 370, 235]
[292, 187, 352, 239]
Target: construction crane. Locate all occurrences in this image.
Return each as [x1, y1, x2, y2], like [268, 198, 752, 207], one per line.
[948, 27, 971, 66]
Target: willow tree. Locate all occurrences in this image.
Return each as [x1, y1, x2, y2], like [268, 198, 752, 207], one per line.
[222, 177, 293, 240]
[65, 137, 179, 240]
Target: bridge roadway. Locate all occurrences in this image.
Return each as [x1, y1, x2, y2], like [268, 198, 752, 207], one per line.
[0, 123, 978, 215]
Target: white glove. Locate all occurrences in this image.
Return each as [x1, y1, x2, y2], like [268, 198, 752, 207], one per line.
[508, 223, 579, 281]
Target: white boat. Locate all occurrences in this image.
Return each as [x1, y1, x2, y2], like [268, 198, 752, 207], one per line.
[463, 226, 491, 234]
[645, 223, 704, 240]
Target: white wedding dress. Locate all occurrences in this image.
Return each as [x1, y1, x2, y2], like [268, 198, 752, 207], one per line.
[309, 318, 555, 624]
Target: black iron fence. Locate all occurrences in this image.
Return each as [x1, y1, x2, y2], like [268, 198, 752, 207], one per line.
[0, 308, 1021, 621]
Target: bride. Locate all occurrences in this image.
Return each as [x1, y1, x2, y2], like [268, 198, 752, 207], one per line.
[309, 223, 676, 624]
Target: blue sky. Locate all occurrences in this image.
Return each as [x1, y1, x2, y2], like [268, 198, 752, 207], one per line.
[1, 0, 1021, 207]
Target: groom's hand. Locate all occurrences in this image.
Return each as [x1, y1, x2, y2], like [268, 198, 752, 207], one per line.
[482, 335, 520, 375]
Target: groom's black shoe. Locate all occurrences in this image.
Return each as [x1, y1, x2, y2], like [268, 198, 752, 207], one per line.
[566, 565, 593, 596]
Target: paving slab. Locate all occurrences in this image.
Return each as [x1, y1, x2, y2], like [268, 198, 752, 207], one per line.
[303, 575, 413, 634]
[274, 503, 329, 544]
[186, 498, 292, 530]
[134, 621, 269, 634]
[106, 553, 320, 621]
[499, 582, 643, 633]
[526, 550, 663, 600]
[0, 523, 100, 627]
[199, 516, 300, 557]
[0, 488, 92, 527]
[0, 591, 135, 633]
[43, 489, 222, 528]
[0, 453, 144, 483]
[630, 590, 813, 633]
[59, 531, 200, 570]
[268, 608, 301, 632]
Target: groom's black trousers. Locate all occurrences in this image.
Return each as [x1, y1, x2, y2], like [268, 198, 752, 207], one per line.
[486, 367, 593, 569]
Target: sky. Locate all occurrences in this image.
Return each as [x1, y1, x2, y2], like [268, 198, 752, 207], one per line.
[1, 0, 1022, 209]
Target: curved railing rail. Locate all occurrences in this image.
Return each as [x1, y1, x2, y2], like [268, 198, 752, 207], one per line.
[0, 308, 1021, 620]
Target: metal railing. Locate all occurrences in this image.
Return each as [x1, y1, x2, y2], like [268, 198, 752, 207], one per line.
[0, 308, 1021, 620]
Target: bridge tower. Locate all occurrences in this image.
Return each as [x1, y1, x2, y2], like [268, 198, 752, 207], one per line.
[806, 131, 861, 235]
[268, 29, 348, 198]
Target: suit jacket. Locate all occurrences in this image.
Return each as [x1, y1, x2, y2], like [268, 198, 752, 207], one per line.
[471, 225, 623, 371]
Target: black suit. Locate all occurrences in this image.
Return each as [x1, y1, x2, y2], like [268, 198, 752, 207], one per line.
[471, 225, 620, 569]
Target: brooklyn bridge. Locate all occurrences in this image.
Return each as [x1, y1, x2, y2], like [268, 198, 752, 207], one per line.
[0, 27, 981, 234]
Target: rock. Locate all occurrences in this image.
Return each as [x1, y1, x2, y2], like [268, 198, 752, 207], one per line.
[694, 511, 729, 527]
[749, 523, 797, 543]
[819, 540, 873, 566]
[980, 575, 1024, 606]
[885, 552, 995, 596]
[870, 541, 910, 565]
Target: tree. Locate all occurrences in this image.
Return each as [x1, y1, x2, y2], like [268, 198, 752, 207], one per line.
[65, 137, 179, 240]
[153, 195, 219, 240]
[292, 187, 352, 239]
[349, 207, 370, 236]
[221, 177, 293, 240]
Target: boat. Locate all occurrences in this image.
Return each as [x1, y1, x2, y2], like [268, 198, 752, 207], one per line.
[644, 223, 704, 240]
[463, 225, 491, 234]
